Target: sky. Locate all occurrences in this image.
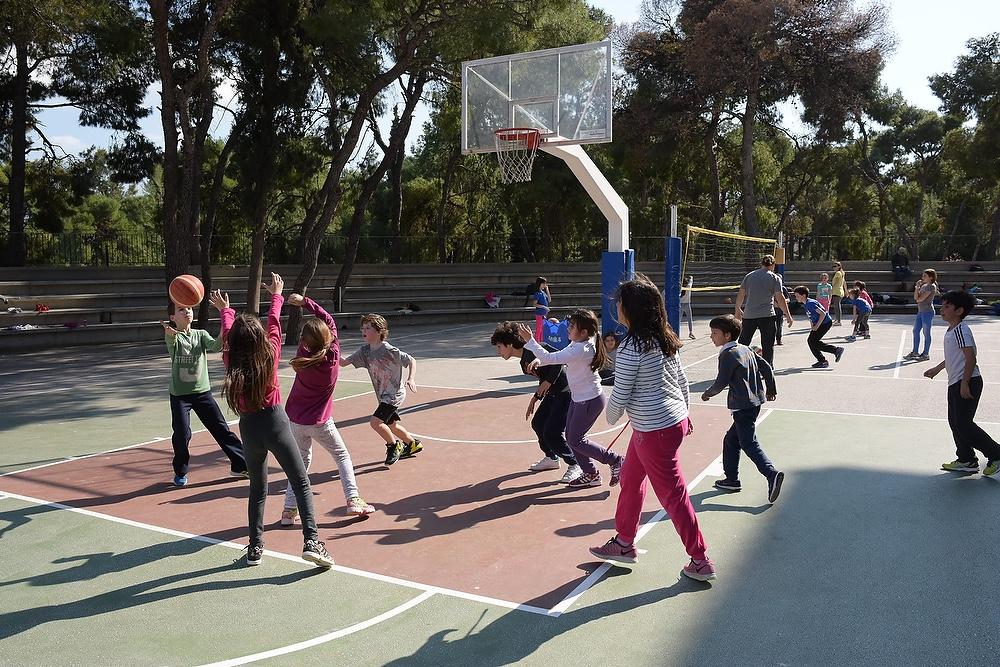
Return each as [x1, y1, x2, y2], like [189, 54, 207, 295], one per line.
[34, 0, 1000, 159]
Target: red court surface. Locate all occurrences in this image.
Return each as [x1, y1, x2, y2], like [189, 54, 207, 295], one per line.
[0, 387, 731, 610]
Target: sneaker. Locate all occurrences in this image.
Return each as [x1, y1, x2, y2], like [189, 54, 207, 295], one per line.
[775, 340, 783, 346]
[173, 475, 188, 487]
[231, 468, 251, 480]
[347, 496, 375, 515]
[568, 471, 603, 488]
[903, 351, 919, 360]
[767, 471, 785, 503]
[560, 464, 583, 483]
[246, 543, 263, 566]
[688, 333, 696, 340]
[845, 335, 857, 342]
[834, 347, 845, 363]
[280, 507, 298, 526]
[589, 537, 637, 564]
[917, 353, 930, 361]
[400, 439, 422, 458]
[713, 478, 742, 492]
[529, 456, 560, 472]
[941, 459, 979, 473]
[609, 456, 624, 487]
[811, 360, 830, 369]
[863, 334, 871, 339]
[983, 460, 1000, 476]
[682, 558, 717, 582]
[302, 540, 335, 569]
[384, 441, 403, 466]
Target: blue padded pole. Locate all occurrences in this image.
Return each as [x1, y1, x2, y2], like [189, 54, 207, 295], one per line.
[665, 236, 682, 334]
[602, 250, 635, 336]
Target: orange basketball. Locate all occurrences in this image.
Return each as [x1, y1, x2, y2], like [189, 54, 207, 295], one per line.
[169, 274, 205, 308]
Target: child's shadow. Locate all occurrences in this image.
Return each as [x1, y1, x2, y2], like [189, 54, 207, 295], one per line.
[689, 489, 771, 515]
[869, 360, 918, 371]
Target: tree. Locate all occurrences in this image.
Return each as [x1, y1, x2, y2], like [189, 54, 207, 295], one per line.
[1, 0, 152, 265]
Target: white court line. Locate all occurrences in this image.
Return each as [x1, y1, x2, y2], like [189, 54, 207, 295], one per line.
[196, 590, 436, 667]
[549, 408, 775, 615]
[767, 405, 1000, 427]
[0, 490, 556, 617]
[893, 330, 907, 379]
[0, 391, 375, 479]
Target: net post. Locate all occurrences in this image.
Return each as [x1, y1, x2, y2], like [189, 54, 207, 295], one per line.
[602, 250, 634, 337]
[665, 235, 682, 336]
[670, 204, 678, 238]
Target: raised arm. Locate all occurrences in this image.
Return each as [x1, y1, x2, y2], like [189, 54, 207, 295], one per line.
[523, 337, 591, 366]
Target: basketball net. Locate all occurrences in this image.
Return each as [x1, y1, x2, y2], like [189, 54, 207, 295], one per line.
[494, 128, 540, 184]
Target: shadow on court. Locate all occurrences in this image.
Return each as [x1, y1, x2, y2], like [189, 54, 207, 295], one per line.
[384, 466, 1000, 665]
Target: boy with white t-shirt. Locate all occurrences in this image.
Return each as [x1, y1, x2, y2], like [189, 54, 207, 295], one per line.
[923, 290, 1000, 475]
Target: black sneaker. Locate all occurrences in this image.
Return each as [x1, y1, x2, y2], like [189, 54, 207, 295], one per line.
[713, 478, 742, 492]
[246, 543, 263, 566]
[811, 360, 830, 368]
[834, 347, 845, 363]
[302, 540, 335, 569]
[400, 439, 423, 458]
[767, 471, 785, 503]
[384, 441, 403, 466]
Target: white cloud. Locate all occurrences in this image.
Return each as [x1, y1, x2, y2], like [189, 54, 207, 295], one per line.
[50, 134, 84, 153]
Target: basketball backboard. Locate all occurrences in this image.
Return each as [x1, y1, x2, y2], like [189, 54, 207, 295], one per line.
[461, 41, 613, 154]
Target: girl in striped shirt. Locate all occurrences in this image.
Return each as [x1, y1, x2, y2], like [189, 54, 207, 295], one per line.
[588, 274, 716, 582]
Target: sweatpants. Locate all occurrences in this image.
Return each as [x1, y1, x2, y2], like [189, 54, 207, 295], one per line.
[240, 405, 318, 546]
[614, 419, 707, 559]
[853, 312, 870, 336]
[169, 391, 246, 477]
[530, 391, 577, 466]
[565, 394, 622, 475]
[738, 315, 777, 366]
[948, 376, 1000, 463]
[681, 302, 694, 335]
[807, 319, 839, 362]
[284, 419, 360, 509]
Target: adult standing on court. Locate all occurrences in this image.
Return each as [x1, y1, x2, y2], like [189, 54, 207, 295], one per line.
[830, 261, 846, 326]
[734, 255, 793, 366]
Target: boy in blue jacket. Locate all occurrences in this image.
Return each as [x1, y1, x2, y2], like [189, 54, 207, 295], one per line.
[702, 314, 784, 503]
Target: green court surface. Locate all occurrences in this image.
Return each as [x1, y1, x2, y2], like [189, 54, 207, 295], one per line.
[2, 317, 999, 665]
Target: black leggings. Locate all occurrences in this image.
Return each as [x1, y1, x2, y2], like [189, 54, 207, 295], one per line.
[240, 405, 318, 546]
[807, 320, 839, 362]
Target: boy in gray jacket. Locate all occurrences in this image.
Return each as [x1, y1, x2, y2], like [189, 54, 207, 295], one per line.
[701, 314, 785, 503]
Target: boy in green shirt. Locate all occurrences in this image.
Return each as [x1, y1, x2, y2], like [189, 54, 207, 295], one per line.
[162, 302, 247, 486]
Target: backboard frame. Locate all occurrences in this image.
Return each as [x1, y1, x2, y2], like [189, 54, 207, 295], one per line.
[461, 40, 613, 155]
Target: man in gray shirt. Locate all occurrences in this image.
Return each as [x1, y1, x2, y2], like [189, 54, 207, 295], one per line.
[734, 254, 794, 366]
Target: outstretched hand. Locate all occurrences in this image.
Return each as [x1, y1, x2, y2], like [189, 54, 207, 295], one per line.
[263, 272, 284, 296]
[208, 289, 229, 311]
[160, 320, 179, 336]
[516, 322, 534, 342]
[287, 293, 305, 307]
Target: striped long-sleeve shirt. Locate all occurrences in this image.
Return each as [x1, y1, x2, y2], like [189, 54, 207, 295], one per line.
[606, 340, 689, 432]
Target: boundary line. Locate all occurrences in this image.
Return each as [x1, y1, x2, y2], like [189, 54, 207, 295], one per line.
[0, 390, 375, 479]
[548, 408, 774, 615]
[0, 490, 556, 617]
[893, 330, 907, 379]
[195, 591, 436, 667]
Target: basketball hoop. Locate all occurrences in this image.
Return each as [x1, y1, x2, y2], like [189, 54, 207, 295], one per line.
[493, 128, 541, 183]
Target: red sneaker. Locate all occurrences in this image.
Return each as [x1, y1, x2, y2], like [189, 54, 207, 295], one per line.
[682, 558, 717, 582]
[589, 537, 637, 564]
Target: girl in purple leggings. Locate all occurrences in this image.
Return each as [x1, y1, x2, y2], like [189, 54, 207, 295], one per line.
[516, 310, 623, 488]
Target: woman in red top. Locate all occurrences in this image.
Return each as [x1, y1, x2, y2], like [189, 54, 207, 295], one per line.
[213, 273, 334, 569]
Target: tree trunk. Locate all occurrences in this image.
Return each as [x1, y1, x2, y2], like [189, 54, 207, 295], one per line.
[944, 198, 966, 254]
[388, 144, 405, 263]
[740, 60, 761, 236]
[706, 97, 723, 229]
[435, 149, 461, 263]
[985, 202, 1000, 261]
[188, 80, 215, 265]
[197, 120, 243, 327]
[150, 0, 187, 284]
[6, 40, 29, 266]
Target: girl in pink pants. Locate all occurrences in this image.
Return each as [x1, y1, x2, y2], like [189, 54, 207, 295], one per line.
[588, 273, 716, 582]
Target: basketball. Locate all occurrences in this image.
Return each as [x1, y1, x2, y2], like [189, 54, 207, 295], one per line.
[169, 274, 205, 308]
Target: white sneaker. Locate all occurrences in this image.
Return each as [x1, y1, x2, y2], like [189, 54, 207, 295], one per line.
[529, 456, 560, 472]
[560, 464, 583, 483]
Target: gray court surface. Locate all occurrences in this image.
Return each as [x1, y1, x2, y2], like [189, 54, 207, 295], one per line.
[1, 313, 999, 665]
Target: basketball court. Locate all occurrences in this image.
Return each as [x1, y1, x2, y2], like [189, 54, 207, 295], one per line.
[3, 313, 1000, 665]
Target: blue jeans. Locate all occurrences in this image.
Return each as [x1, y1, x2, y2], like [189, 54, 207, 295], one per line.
[911, 311, 934, 355]
[722, 405, 777, 482]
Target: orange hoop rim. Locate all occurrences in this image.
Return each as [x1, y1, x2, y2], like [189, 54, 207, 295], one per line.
[494, 127, 541, 150]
